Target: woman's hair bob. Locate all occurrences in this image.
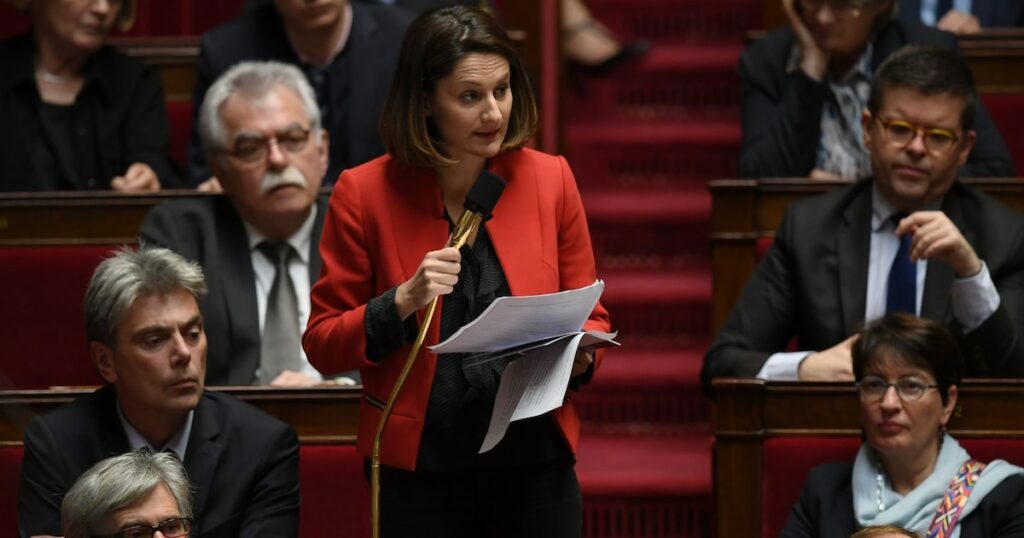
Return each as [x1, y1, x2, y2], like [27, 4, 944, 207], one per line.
[379, 5, 538, 169]
[852, 313, 964, 405]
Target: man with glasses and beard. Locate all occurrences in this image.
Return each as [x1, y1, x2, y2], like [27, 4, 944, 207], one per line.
[703, 45, 1024, 392]
[141, 61, 354, 387]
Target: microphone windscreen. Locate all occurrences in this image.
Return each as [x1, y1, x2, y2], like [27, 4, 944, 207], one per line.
[464, 170, 506, 217]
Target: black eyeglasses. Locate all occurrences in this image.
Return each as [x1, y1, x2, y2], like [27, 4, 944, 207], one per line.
[94, 517, 192, 538]
[857, 375, 938, 402]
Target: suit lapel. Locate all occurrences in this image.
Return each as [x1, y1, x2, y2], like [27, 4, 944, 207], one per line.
[98, 387, 131, 457]
[184, 393, 224, 527]
[486, 153, 548, 296]
[215, 199, 261, 383]
[838, 186, 872, 335]
[921, 194, 965, 322]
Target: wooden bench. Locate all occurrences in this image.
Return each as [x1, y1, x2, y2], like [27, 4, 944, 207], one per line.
[712, 378, 1024, 538]
[708, 177, 1024, 335]
[0, 386, 368, 537]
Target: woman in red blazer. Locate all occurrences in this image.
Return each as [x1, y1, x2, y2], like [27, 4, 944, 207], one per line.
[303, 6, 610, 537]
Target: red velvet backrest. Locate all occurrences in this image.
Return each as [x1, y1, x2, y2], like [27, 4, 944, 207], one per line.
[761, 436, 1024, 538]
[1, 446, 23, 536]
[981, 94, 1024, 173]
[0, 245, 117, 389]
[166, 100, 194, 170]
[299, 444, 369, 538]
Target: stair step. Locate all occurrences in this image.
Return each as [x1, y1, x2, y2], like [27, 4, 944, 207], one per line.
[567, 44, 742, 122]
[578, 433, 712, 496]
[577, 348, 709, 427]
[566, 120, 740, 188]
[585, 188, 710, 271]
[578, 433, 712, 537]
[585, 0, 763, 45]
[600, 270, 712, 344]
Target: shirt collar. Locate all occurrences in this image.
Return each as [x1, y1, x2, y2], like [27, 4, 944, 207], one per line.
[117, 402, 194, 461]
[871, 183, 944, 232]
[284, 1, 353, 67]
[242, 203, 317, 265]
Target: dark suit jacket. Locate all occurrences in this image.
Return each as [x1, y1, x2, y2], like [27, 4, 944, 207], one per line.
[899, 0, 1024, 28]
[780, 461, 1024, 537]
[187, 1, 413, 185]
[139, 196, 327, 385]
[738, 19, 1016, 179]
[303, 149, 612, 471]
[18, 387, 299, 537]
[702, 179, 1024, 394]
[0, 33, 180, 191]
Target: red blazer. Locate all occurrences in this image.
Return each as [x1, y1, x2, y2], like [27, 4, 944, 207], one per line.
[304, 148, 612, 471]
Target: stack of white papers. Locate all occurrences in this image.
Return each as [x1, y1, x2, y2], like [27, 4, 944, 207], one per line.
[429, 280, 618, 453]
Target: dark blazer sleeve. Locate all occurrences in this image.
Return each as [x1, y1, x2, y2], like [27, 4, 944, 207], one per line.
[738, 30, 831, 178]
[701, 206, 801, 394]
[120, 61, 182, 188]
[17, 418, 72, 538]
[138, 201, 185, 250]
[238, 423, 301, 535]
[779, 463, 856, 538]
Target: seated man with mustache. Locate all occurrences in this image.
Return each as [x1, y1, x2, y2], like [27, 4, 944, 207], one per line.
[141, 61, 354, 387]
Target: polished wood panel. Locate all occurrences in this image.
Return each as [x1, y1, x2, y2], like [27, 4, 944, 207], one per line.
[109, 36, 199, 101]
[0, 386, 361, 446]
[711, 378, 1024, 537]
[708, 178, 1024, 335]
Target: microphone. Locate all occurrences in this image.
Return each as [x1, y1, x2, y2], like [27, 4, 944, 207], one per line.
[448, 170, 505, 249]
[370, 169, 505, 538]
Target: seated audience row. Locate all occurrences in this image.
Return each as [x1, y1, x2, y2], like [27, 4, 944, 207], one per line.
[705, 44, 1024, 391]
[739, 0, 1016, 180]
[18, 247, 300, 537]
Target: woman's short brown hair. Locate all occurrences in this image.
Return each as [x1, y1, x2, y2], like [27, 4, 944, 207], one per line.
[379, 5, 538, 170]
[12, 0, 137, 33]
[852, 313, 964, 405]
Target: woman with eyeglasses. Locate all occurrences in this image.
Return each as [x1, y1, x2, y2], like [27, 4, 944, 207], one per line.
[780, 313, 1024, 537]
[0, 0, 180, 192]
[738, 0, 1015, 180]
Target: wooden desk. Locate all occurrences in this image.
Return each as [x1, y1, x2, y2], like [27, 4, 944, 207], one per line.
[708, 177, 1024, 335]
[0, 386, 361, 446]
[712, 378, 1024, 537]
[110, 36, 199, 101]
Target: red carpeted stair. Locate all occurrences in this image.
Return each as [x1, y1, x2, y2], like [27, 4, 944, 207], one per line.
[566, 1, 761, 536]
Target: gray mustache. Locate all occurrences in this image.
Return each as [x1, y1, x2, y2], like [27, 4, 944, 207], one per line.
[260, 166, 307, 195]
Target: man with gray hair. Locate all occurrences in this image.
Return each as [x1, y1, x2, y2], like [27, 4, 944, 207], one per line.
[62, 451, 192, 538]
[18, 247, 300, 537]
[141, 61, 355, 386]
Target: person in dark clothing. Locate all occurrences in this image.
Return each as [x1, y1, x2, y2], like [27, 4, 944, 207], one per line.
[0, 0, 180, 192]
[187, 0, 413, 189]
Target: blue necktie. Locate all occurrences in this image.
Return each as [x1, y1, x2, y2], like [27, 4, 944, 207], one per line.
[886, 214, 917, 315]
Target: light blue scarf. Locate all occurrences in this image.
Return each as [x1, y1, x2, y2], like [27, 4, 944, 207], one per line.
[852, 434, 1023, 537]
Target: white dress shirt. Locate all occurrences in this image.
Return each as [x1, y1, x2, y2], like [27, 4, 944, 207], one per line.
[118, 402, 194, 461]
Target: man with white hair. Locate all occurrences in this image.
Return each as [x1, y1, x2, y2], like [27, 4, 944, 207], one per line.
[61, 451, 193, 538]
[141, 61, 352, 386]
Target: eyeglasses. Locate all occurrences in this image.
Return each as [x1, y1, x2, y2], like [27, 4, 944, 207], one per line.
[796, 0, 868, 16]
[94, 517, 191, 538]
[857, 375, 938, 402]
[222, 127, 312, 164]
[875, 117, 961, 154]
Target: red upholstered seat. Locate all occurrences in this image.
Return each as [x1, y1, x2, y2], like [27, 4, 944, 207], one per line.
[761, 436, 1024, 538]
[981, 94, 1024, 173]
[299, 444, 369, 538]
[0, 245, 116, 389]
[1, 446, 23, 536]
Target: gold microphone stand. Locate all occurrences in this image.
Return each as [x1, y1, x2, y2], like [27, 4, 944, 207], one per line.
[370, 208, 484, 538]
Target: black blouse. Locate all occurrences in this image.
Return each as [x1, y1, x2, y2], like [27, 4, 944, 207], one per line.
[0, 32, 181, 191]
